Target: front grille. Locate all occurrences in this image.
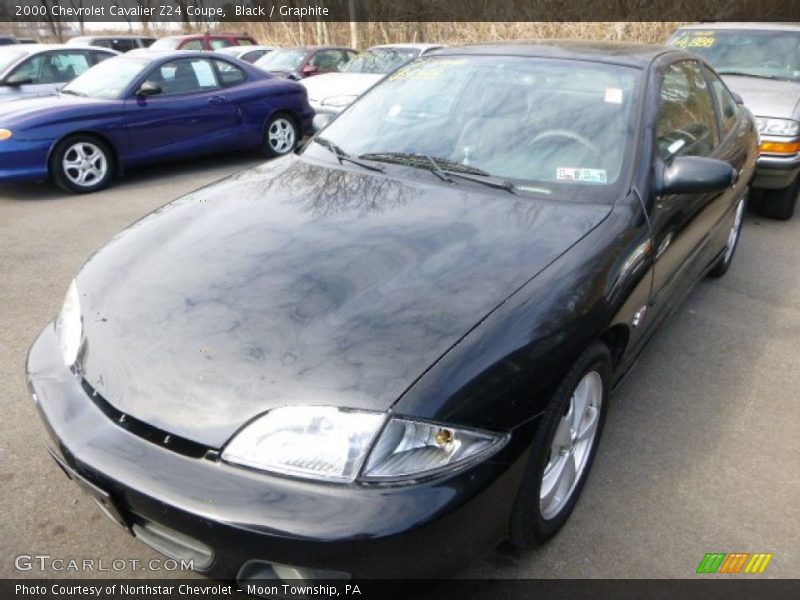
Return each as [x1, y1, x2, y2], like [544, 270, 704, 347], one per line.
[81, 378, 211, 459]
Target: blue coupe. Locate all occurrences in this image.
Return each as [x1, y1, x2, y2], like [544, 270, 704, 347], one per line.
[0, 50, 314, 193]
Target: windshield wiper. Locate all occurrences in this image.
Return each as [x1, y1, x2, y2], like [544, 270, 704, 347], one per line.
[359, 152, 516, 193]
[312, 137, 385, 173]
[716, 71, 788, 81]
[59, 89, 86, 97]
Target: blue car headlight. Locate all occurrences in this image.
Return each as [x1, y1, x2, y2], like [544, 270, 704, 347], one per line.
[0, 129, 12, 141]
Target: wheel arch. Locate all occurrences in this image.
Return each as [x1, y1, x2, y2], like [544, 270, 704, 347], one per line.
[47, 131, 123, 178]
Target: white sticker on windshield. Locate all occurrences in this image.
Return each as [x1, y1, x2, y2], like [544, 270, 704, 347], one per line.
[557, 168, 608, 184]
[604, 87, 623, 104]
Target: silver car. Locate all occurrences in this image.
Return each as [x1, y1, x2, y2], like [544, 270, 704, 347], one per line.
[0, 44, 118, 104]
[669, 23, 800, 219]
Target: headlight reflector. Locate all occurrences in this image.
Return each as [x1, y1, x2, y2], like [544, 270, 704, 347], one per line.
[222, 406, 385, 482]
[755, 117, 800, 137]
[56, 280, 82, 367]
[362, 418, 506, 481]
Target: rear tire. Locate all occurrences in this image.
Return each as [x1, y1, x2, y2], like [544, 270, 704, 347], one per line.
[755, 175, 798, 221]
[509, 342, 611, 549]
[262, 112, 299, 158]
[50, 135, 114, 194]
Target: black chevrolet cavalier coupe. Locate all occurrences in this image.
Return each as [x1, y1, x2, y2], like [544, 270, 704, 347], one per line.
[28, 42, 757, 581]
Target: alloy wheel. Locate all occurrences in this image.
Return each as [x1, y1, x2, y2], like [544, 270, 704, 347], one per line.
[62, 142, 108, 188]
[540, 370, 603, 520]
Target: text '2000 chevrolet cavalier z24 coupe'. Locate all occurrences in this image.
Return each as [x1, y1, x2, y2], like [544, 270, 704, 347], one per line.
[27, 42, 757, 583]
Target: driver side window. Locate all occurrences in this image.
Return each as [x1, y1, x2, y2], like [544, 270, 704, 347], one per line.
[657, 61, 720, 161]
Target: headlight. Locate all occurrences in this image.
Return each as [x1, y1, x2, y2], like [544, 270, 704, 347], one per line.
[320, 94, 358, 108]
[222, 406, 385, 482]
[0, 129, 12, 141]
[362, 418, 506, 481]
[755, 117, 800, 137]
[222, 407, 507, 483]
[56, 280, 82, 367]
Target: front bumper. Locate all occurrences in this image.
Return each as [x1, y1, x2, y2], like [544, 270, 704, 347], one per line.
[27, 324, 530, 581]
[754, 136, 800, 190]
[0, 138, 51, 183]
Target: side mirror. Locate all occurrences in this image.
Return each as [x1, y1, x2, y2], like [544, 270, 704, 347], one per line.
[4, 73, 33, 86]
[659, 156, 737, 195]
[302, 65, 318, 76]
[135, 81, 162, 96]
[312, 112, 334, 133]
[731, 91, 744, 105]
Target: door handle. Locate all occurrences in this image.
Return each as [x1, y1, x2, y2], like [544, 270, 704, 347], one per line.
[208, 95, 228, 104]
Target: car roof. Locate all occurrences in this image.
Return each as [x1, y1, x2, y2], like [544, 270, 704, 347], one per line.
[675, 22, 800, 32]
[369, 43, 443, 51]
[70, 35, 152, 41]
[433, 40, 677, 68]
[0, 43, 116, 53]
[279, 46, 357, 52]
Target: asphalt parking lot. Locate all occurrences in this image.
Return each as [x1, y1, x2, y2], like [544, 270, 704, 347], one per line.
[1, 156, 798, 579]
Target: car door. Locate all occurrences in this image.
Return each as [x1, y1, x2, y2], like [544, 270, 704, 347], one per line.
[5, 49, 94, 98]
[123, 57, 240, 165]
[648, 60, 737, 314]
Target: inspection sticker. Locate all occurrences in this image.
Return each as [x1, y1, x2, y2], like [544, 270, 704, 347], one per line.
[556, 168, 607, 184]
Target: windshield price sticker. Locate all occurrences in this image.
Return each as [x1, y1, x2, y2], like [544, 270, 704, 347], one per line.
[672, 32, 716, 49]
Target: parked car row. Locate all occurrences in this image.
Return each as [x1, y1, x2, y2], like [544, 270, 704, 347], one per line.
[0, 23, 797, 223]
[27, 38, 761, 584]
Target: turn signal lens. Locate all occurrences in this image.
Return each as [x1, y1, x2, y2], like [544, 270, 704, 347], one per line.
[0, 129, 12, 141]
[760, 141, 800, 155]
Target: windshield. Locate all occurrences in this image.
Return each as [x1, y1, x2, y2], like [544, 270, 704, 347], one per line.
[339, 48, 418, 74]
[0, 49, 26, 73]
[669, 29, 800, 82]
[255, 49, 306, 71]
[308, 56, 641, 198]
[150, 38, 180, 50]
[62, 56, 149, 99]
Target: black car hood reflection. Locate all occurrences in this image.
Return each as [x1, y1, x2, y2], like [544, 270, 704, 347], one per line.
[76, 156, 612, 448]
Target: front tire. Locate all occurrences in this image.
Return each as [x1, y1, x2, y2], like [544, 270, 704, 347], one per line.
[50, 135, 114, 194]
[708, 193, 746, 278]
[509, 342, 611, 548]
[755, 175, 798, 220]
[262, 113, 299, 158]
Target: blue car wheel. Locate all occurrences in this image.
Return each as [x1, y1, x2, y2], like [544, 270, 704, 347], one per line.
[51, 135, 114, 194]
[262, 112, 299, 158]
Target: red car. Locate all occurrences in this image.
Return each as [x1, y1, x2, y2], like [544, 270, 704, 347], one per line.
[150, 33, 258, 51]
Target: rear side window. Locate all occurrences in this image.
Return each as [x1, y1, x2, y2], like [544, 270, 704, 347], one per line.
[210, 39, 232, 50]
[237, 38, 254, 46]
[657, 61, 720, 161]
[91, 51, 114, 65]
[181, 40, 203, 51]
[704, 67, 738, 137]
[111, 39, 136, 53]
[149, 58, 219, 95]
[214, 60, 246, 87]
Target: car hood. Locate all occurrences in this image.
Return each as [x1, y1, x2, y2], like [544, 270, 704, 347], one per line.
[76, 156, 612, 448]
[300, 72, 384, 101]
[720, 75, 800, 119]
[0, 93, 112, 126]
